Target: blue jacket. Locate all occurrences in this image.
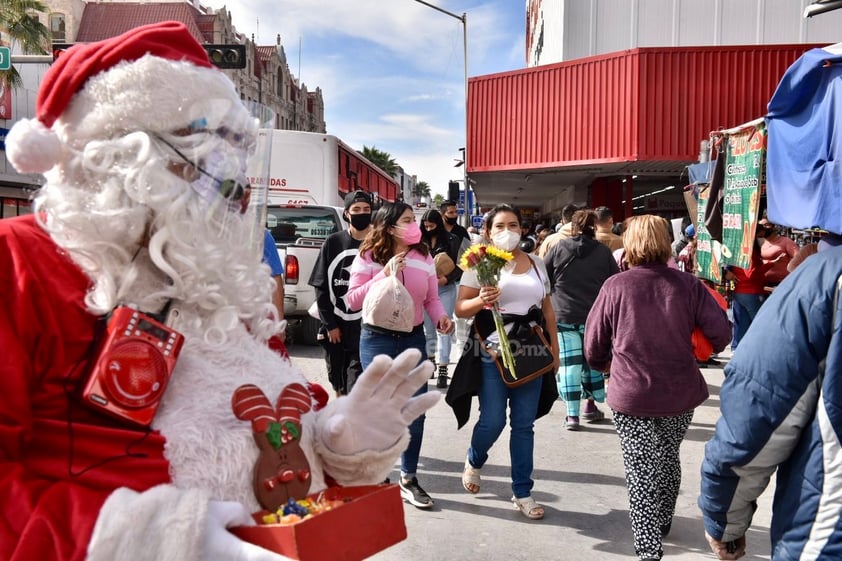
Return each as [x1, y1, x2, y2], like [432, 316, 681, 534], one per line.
[699, 246, 842, 559]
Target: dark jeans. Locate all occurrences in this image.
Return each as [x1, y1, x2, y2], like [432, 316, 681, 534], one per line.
[731, 292, 765, 351]
[359, 325, 428, 477]
[469, 346, 543, 499]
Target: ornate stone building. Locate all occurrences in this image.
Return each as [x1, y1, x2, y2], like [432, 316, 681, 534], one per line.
[0, 0, 325, 214]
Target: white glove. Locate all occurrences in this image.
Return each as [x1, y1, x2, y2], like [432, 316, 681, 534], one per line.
[321, 348, 439, 455]
[202, 500, 288, 561]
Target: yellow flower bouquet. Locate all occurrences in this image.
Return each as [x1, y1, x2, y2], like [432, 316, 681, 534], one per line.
[459, 245, 518, 378]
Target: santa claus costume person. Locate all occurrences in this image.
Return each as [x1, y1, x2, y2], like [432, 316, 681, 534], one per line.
[0, 22, 438, 561]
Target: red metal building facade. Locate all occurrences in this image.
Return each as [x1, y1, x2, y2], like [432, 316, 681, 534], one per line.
[467, 44, 819, 216]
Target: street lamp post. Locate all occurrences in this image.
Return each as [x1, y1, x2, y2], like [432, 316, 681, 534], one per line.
[413, 0, 469, 226]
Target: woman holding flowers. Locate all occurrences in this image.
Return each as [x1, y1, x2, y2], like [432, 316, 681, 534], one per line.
[447, 204, 559, 520]
[346, 202, 453, 510]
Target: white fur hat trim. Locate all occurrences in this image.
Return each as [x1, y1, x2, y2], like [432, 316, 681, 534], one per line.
[6, 118, 63, 174]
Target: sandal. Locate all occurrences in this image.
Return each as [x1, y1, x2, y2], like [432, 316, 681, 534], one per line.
[462, 457, 481, 494]
[512, 495, 544, 520]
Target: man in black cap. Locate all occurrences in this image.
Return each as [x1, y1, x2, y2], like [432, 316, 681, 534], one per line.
[308, 190, 373, 395]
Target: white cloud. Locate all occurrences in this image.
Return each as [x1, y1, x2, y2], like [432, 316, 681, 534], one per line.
[206, 0, 524, 200]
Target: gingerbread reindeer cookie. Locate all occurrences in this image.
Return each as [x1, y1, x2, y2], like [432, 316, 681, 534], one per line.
[232, 383, 313, 511]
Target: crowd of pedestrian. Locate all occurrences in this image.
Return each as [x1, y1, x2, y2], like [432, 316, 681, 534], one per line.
[5, 19, 840, 561]
[310, 193, 831, 561]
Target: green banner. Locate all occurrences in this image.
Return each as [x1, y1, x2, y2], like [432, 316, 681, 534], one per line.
[694, 186, 721, 283]
[721, 127, 764, 269]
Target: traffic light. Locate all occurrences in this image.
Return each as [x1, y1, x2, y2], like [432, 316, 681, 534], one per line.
[448, 181, 460, 203]
[52, 43, 74, 61]
[204, 44, 246, 69]
[50, 43, 246, 69]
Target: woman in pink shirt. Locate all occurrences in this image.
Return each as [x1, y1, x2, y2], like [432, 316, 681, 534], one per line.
[346, 202, 453, 509]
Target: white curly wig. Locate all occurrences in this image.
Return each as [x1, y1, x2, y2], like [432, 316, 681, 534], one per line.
[24, 55, 281, 344]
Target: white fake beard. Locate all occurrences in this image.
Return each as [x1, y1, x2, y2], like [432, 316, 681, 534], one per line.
[35, 131, 280, 343]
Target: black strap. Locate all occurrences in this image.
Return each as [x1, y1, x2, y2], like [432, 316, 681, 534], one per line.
[557, 254, 577, 279]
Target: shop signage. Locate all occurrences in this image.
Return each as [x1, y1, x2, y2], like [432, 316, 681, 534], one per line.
[694, 185, 722, 283]
[720, 127, 765, 269]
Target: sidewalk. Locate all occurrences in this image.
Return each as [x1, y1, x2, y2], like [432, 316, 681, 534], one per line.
[366, 346, 774, 561]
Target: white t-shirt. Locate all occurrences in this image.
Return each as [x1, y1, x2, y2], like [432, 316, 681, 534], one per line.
[461, 253, 550, 343]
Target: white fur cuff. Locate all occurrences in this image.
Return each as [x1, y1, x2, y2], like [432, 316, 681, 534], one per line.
[87, 484, 209, 561]
[313, 411, 409, 485]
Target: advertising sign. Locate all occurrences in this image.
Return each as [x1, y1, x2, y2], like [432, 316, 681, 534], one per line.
[694, 186, 721, 283]
[720, 127, 765, 269]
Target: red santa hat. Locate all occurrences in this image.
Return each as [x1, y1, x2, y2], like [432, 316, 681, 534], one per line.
[7, 21, 245, 174]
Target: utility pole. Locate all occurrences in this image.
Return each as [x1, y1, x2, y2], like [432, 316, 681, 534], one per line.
[413, 0, 469, 226]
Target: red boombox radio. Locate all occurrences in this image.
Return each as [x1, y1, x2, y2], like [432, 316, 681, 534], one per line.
[82, 306, 184, 427]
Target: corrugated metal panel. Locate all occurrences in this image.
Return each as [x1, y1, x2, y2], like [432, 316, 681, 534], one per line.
[468, 44, 817, 174]
[469, 49, 639, 172]
[636, 45, 816, 160]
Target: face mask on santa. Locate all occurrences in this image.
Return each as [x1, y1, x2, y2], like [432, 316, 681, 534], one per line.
[158, 134, 252, 215]
[190, 149, 251, 215]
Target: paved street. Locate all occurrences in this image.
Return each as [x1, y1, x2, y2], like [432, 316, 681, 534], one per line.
[286, 339, 774, 561]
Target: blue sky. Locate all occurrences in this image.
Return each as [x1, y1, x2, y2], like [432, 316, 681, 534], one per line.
[209, 0, 527, 198]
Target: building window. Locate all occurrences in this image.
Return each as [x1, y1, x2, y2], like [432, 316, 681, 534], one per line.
[2, 198, 33, 218]
[50, 13, 66, 42]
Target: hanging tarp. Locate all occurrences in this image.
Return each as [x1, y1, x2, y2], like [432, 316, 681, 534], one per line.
[687, 161, 715, 186]
[720, 126, 765, 269]
[683, 161, 714, 229]
[766, 46, 842, 234]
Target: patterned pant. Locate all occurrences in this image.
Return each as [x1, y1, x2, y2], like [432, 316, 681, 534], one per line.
[556, 323, 605, 416]
[612, 410, 694, 561]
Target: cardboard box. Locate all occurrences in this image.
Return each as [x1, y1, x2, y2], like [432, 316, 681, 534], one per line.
[231, 484, 407, 561]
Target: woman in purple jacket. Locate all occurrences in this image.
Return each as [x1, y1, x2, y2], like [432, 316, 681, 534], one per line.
[584, 215, 731, 561]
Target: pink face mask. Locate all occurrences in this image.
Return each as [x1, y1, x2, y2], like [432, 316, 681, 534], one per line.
[394, 222, 422, 245]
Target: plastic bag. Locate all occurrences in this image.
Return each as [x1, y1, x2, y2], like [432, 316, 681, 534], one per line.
[362, 276, 415, 333]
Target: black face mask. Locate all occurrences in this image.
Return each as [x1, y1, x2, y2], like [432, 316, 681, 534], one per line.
[349, 213, 372, 230]
[444, 216, 458, 226]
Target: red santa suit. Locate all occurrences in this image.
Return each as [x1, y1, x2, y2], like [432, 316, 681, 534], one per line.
[1, 22, 436, 561]
[0, 216, 409, 561]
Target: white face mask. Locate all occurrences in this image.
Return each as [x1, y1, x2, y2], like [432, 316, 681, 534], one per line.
[491, 229, 521, 252]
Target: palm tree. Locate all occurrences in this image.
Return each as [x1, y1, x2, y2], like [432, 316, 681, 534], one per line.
[414, 180, 431, 199]
[433, 194, 444, 208]
[360, 146, 398, 177]
[0, 0, 50, 89]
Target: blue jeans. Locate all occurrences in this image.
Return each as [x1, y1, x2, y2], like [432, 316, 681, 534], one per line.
[359, 326, 427, 477]
[423, 282, 458, 364]
[731, 292, 765, 351]
[468, 347, 543, 499]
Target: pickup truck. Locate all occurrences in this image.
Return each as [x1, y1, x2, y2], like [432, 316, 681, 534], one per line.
[266, 204, 345, 345]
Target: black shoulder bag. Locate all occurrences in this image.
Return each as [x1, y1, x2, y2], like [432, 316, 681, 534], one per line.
[473, 260, 554, 388]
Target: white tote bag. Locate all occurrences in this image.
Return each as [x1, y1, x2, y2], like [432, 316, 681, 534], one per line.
[362, 276, 415, 333]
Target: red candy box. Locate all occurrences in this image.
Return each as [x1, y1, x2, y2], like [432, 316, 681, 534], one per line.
[230, 484, 407, 561]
